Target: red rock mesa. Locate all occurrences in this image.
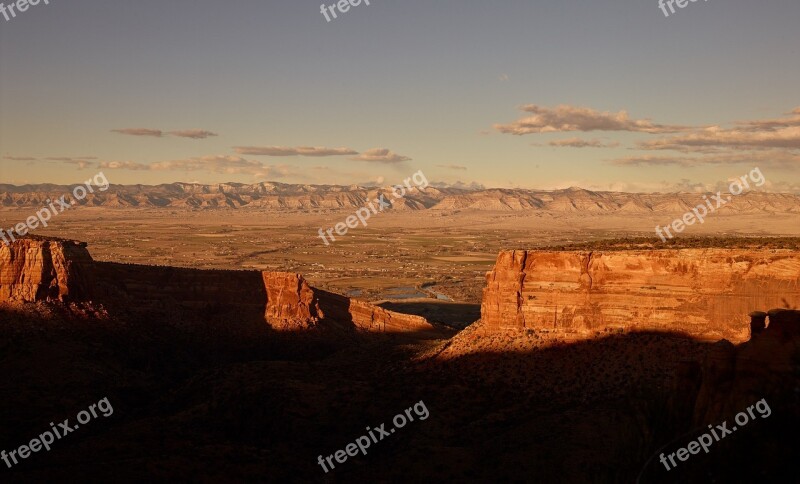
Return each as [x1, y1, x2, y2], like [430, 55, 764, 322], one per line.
[0, 238, 440, 335]
[0, 238, 94, 303]
[263, 271, 439, 333]
[481, 249, 800, 342]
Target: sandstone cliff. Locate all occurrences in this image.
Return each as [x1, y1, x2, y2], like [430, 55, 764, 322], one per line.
[0, 238, 94, 303]
[263, 272, 322, 330]
[481, 249, 800, 342]
[263, 272, 441, 334]
[0, 239, 440, 335]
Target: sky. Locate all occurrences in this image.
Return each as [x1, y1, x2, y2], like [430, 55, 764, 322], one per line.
[1, 0, 799, 192]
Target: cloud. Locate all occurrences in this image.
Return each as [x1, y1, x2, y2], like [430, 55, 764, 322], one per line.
[112, 128, 218, 139]
[44, 157, 98, 169]
[111, 128, 164, 137]
[608, 155, 693, 167]
[150, 156, 266, 174]
[349, 148, 411, 163]
[640, 126, 800, 151]
[99, 161, 151, 170]
[436, 164, 468, 170]
[495, 104, 691, 135]
[169, 129, 218, 139]
[731, 109, 800, 131]
[46, 156, 98, 162]
[548, 138, 620, 148]
[609, 151, 800, 169]
[429, 181, 486, 190]
[234, 146, 358, 157]
[98, 155, 295, 179]
[3, 156, 38, 161]
[62, 160, 92, 169]
[498, 73, 509, 82]
[640, 109, 800, 151]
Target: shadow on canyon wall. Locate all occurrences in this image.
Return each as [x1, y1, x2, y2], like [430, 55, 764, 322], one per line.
[0, 302, 797, 483]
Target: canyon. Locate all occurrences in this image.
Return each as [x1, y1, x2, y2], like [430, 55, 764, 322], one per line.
[1, 236, 798, 482]
[0, 237, 442, 336]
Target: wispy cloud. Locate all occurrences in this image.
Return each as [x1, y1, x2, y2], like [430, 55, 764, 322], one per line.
[640, 127, 800, 151]
[43, 156, 99, 169]
[61, 160, 93, 169]
[349, 148, 412, 163]
[46, 156, 98, 162]
[150, 156, 265, 174]
[3, 155, 38, 161]
[733, 108, 800, 131]
[436, 164, 468, 170]
[609, 151, 800, 168]
[638, 108, 800, 151]
[429, 180, 486, 190]
[111, 128, 164, 137]
[495, 104, 691, 135]
[234, 146, 358, 157]
[548, 137, 620, 148]
[98, 155, 296, 179]
[99, 161, 151, 170]
[111, 128, 218, 139]
[168, 129, 218, 139]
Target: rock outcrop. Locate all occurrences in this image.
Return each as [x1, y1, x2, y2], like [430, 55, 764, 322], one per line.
[263, 272, 322, 330]
[481, 249, 800, 342]
[263, 272, 442, 334]
[0, 238, 94, 303]
[0, 238, 440, 335]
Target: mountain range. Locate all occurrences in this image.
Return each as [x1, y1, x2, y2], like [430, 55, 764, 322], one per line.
[1, 182, 799, 213]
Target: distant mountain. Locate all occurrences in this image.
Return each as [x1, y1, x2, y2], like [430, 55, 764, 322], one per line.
[1, 182, 799, 213]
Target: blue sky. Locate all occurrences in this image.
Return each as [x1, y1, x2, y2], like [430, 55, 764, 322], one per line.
[1, 0, 798, 192]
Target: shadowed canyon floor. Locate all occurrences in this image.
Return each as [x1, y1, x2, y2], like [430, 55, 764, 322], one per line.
[0, 226, 798, 481]
[2, 301, 797, 482]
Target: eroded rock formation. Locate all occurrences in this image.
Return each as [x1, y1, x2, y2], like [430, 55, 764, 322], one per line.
[263, 271, 441, 334]
[481, 249, 800, 342]
[263, 272, 322, 330]
[0, 238, 440, 335]
[0, 238, 94, 302]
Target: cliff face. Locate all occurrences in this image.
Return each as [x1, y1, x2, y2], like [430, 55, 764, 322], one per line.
[0, 239, 439, 335]
[95, 262, 267, 314]
[0, 238, 94, 303]
[481, 249, 800, 342]
[263, 272, 439, 334]
[263, 272, 323, 330]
